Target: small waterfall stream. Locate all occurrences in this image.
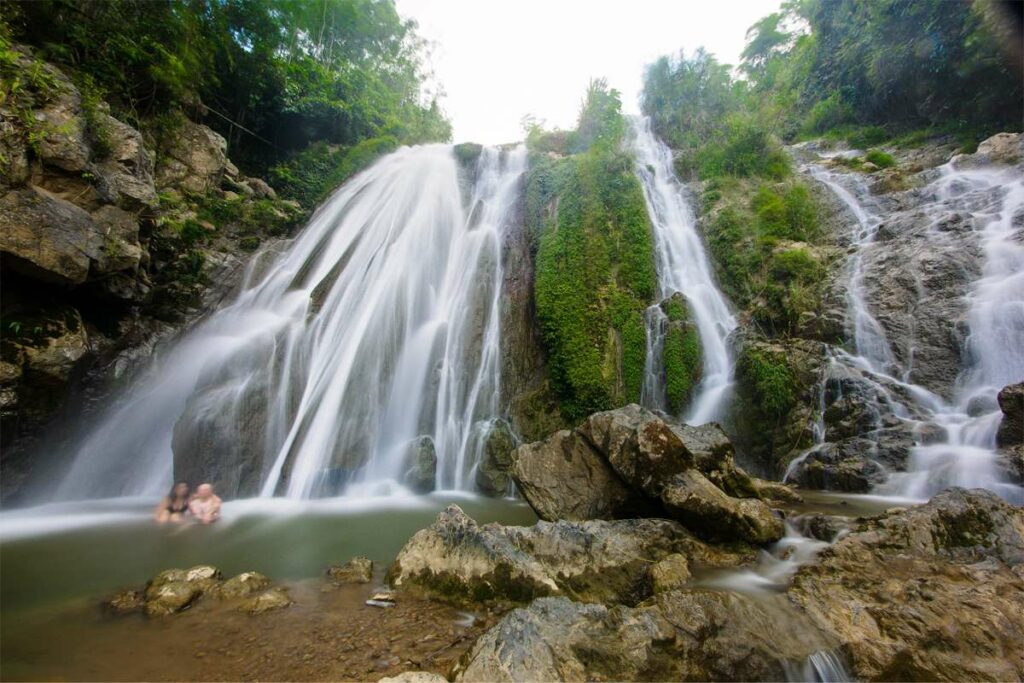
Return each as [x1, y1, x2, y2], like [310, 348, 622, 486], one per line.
[53, 144, 527, 501]
[630, 117, 738, 423]
[806, 157, 1024, 503]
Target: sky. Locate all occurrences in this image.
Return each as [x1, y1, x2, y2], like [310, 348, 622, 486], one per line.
[395, 0, 782, 145]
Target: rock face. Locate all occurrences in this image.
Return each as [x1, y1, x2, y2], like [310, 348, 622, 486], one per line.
[511, 405, 785, 544]
[387, 504, 750, 607]
[0, 47, 302, 500]
[455, 593, 835, 682]
[402, 436, 437, 493]
[789, 488, 1024, 681]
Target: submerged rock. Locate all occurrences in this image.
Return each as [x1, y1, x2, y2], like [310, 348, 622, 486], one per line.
[240, 587, 292, 614]
[789, 488, 1024, 681]
[213, 572, 271, 599]
[387, 504, 745, 607]
[327, 557, 373, 584]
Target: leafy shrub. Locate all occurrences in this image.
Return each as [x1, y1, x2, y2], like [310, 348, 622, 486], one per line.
[864, 149, 895, 168]
[737, 347, 795, 419]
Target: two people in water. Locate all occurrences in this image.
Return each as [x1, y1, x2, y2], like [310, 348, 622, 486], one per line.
[154, 481, 222, 524]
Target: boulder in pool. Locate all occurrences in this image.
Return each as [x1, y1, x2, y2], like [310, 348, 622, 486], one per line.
[327, 556, 373, 584]
[143, 565, 222, 616]
[212, 571, 271, 599]
[239, 586, 292, 614]
[387, 504, 750, 607]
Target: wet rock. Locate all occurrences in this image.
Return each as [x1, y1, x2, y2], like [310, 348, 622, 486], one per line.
[789, 488, 1024, 681]
[785, 440, 888, 492]
[145, 581, 204, 617]
[456, 592, 834, 682]
[791, 514, 846, 542]
[510, 429, 636, 521]
[750, 479, 803, 504]
[401, 436, 437, 493]
[387, 504, 732, 607]
[240, 587, 292, 615]
[475, 419, 517, 496]
[104, 589, 145, 614]
[660, 469, 785, 545]
[997, 382, 1023, 447]
[650, 553, 690, 593]
[327, 557, 373, 584]
[213, 572, 271, 599]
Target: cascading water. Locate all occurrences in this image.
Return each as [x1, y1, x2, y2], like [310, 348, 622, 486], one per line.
[806, 156, 1024, 503]
[630, 117, 738, 423]
[52, 144, 527, 501]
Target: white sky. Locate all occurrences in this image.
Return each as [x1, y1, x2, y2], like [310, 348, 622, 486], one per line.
[395, 0, 782, 145]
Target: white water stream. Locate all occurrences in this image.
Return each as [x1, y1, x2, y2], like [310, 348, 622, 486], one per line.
[53, 144, 527, 501]
[806, 158, 1024, 503]
[630, 117, 738, 423]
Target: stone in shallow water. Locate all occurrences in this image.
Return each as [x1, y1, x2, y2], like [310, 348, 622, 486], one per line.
[326, 556, 373, 584]
[144, 581, 203, 617]
[239, 587, 292, 615]
[213, 572, 271, 599]
[104, 589, 145, 614]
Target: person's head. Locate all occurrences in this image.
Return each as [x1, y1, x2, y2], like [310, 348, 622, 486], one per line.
[196, 483, 214, 499]
[171, 482, 189, 499]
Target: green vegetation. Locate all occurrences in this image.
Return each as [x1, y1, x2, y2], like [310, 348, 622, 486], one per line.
[1, 0, 450, 184]
[642, 0, 1020, 168]
[526, 80, 656, 421]
[663, 324, 702, 415]
[736, 347, 795, 420]
[864, 149, 896, 169]
[269, 137, 398, 207]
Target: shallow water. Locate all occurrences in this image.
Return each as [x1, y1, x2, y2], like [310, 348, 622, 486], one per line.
[0, 494, 536, 615]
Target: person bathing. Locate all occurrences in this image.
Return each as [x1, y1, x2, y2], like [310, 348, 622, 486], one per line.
[154, 482, 191, 523]
[189, 483, 222, 524]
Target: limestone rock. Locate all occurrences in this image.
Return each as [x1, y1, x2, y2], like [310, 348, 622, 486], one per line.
[244, 177, 277, 199]
[213, 572, 271, 599]
[155, 117, 231, 194]
[33, 64, 90, 172]
[660, 469, 785, 545]
[456, 592, 835, 682]
[93, 113, 158, 209]
[789, 488, 1024, 681]
[403, 436, 437, 493]
[579, 404, 693, 497]
[786, 440, 888, 492]
[650, 553, 690, 593]
[997, 382, 1023, 447]
[144, 580, 203, 617]
[378, 673, 447, 683]
[475, 419, 517, 496]
[510, 429, 635, 521]
[387, 504, 730, 607]
[0, 187, 98, 284]
[327, 557, 373, 584]
[239, 587, 292, 614]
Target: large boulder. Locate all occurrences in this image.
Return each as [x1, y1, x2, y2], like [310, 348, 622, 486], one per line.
[455, 592, 836, 682]
[660, 469, 785, 545]
[510, 429, 637, 521]
[789, 488, 1024, 681]
[387, 505, 748, 607]
[155, 117, 233, 194]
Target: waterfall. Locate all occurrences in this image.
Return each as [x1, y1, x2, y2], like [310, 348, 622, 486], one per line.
[630, 117, 738, 423]
[808, 158, 1024, 503]
[52, 144, 527, 501]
